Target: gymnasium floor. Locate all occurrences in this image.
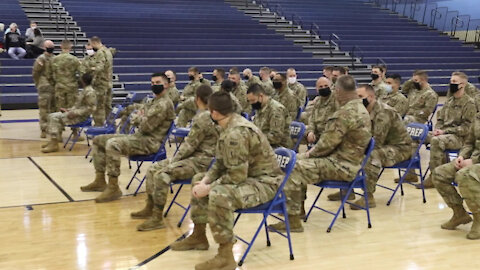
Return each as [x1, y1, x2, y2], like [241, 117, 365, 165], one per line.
[0, 107, 479, 270]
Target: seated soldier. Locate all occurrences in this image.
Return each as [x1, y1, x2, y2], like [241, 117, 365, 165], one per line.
[220, 79, 243, 114]
[170, 91, 283, 270]
[41, 73, 97, 153]
[247, 83, 292, 148]
[369, 65, 388, 99]
[132, 85, 219, 231]
[382, 73, 408, 117]
[242, 68, 261, 88]
[227, 69, 250, 114]
[272, 73, 300, 120]
[432, 111, 480, 240]
[165, 70, 180, 106]
[80, 73, 176, 203]
[211, 68, 225, 91]
[269, 75, 372, 232]
[287, 68, 307, 107]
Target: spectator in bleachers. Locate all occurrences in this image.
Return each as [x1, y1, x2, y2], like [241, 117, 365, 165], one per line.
[258, 66, 275, 96]
[272, 73, 300, 120]
[382, 73, 408, 117]
[242, 68, 261, 89]
[165, 70, 180, 105]
[287, 68, 307, 107]
[25, 21, 40, 42]
[369, 65, 388, 98]
[4, 22, 21, 36]
[211, 68, 225, 91]
[5, 23, 26, 60]
[322, 65, 334, 80]
[247, 83, 292, 148]
[26, 28, 44, 58]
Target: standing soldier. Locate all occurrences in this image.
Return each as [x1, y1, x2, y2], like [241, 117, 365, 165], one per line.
[41, 73, 97, 153]
[272, 73, 300, 120]
[51, 39, 81, 111]
[132, 85, 219, 231]
[382, 73, 408, 117]
[32, 40, 55, 138]
[287, 68, 308, 107]
[170, 91, 283, 270]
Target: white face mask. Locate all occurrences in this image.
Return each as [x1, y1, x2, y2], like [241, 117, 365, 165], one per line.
[86, 49, 95, 56]
[288, 77, 297, 84]
[385, 84, 393, 93]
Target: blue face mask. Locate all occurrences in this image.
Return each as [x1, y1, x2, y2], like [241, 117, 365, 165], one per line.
[385, 84, 393, 94]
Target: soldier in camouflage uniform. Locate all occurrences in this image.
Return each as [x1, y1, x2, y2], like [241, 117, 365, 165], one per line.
[220, 80, 243, 115]
[211, 68, 225, 92]
[176, 67, 204, 127]
[269, 75, 372, 232]
[446, 72, 480, 112]
[81, 73, 175, 203]
[180, 67, 203, 101]
[432, 112, 480, 240]
[170, 91, 283, 270]
[287, 68, 308, 108]
[165, 70, 180, 105]
[369, 65, 388, 99]
[227, 70, 250, 114]
[421, 72, 476, 189]
[331, 66, 347, 88]
[41, 73, 97, 153]
[345, 84, 412, 209]
[247, 83, 292, 148]
[242, 68, 262, 88]
[117, 94, 154, 134]
[323, 66, 334, 81]
[382, 73, 408, 117]
[51, 39, 81, 111]
[272, 73, 300, 120]
[33, 40, 56, 138]
[259, 66, 275, 96]
[132, 85, 219, 231]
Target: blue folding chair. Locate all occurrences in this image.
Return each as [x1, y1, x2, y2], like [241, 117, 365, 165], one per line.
[233, 147, 297, 266]
[125, 122, 175, 196]
[241, 112, 250, 120]
[63, 117, 93, 151]
[121, 91, 137, 107]
[376, 123, 429, 205]
[304, 138, 375, 232]
[289, 121, 306, 152]
[84, 105, 124, 159]
[427, 104, 443, 131]
[295, 107, 303, 121]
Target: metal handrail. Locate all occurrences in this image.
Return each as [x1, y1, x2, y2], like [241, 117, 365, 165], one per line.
[49, 3, 53, 20]
[475, 25, 480, 47]
[409, 0, 422, 20]
[291, 13, 303, 34]
[329, 33, 341, 57]
[450, 15, 470, 41]
[350, 46, 365, 70]
[430, 8, 443, 28]
[310, 23, 321, 45]
[73, 30, 77, 55]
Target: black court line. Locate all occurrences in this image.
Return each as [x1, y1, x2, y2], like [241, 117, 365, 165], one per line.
[28, 157, 74, 202]
[129, 232, 189, 270]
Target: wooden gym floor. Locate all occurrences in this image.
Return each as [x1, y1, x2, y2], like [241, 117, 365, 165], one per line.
[0, 108, 479, 270]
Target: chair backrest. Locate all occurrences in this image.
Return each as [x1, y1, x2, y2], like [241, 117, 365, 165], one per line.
[105, 105, 123, 127]
[303, 96, 309, 109]
[295, 107, 303, 121]
[427, 104, 443, 131]
[154, 121, 176, 160]
[289, 121, 306, 151]
[268, 147, 297, 210]
[241, 112, 250, 120]
[122, 92, 137, 106]
[353, 137, 376, 180]
[406, 123, 429, 157]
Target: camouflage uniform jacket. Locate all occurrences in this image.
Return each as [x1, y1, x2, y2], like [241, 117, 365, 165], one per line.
[370, 101, 412, 148]
[32, 53, 54, 89]
[182, 80, 202, 98]
[253, 98, 292, 147]
[69, 85, 97, 120]
[246, 75, 262, 88]
[459, 112, 480, 163]
[406, 86, 439, 123]
[167, 84, 180, 105]
[288, 81, 307, 107]
[380, 91, 408, 117]
[436, 94, 476, 141]
[370, 80, 388, 99]
[261, 79, 275, 96]
[306, 91, 338, 136]
[273, 86, 299, 120]
[51, 52, 81, 87]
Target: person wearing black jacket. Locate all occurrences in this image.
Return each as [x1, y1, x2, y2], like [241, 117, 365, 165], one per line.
[5, 23, 26, 60]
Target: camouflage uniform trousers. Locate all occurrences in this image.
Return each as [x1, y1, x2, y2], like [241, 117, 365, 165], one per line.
[92, 83, 108, 126]
[176, 108, 196, 128]
[55, 84, 77, 111]
[93, 134, 160, 177]
[426, 133, 463, 175]
[145, 157, 212, 207]
[284, 156, 359, 215]
[365, 145, 412, 193]
[433, 162, 480, 213]
[47, 112, 87, 139]
[189, 172, 277, 244]
[38, 85, 56, 133]
[105, 83, 113, 120]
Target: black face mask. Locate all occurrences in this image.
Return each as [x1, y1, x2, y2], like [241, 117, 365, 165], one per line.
[92, 47, 98, 52]
[362, 97, 370, 108]
[371, 73, 380, 80]
[270, 76, 274, 80]
[244, 75, 250, 80]
[46, 47, 54, 53]
[251, 101, 262, 110]
[199, 78, 204, 83]
[318, 87, 331, 97]
[166, 77, 171, 83]
[449, 83, 460, 94]
[212, 75, 218, 82]
[151, 84, 164, 95]
[413, 82, 422, 90]
[232, 81, 237, 87]
[188, 75, 195, 81]
[273, 81, 282, 90]
[210, 115, 218, 125]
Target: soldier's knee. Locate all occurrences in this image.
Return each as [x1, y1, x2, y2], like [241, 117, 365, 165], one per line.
[430, 136, 445, 150]
[455, 167, 470, 183]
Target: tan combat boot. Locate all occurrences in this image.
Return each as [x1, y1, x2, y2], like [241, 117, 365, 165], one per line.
[130, 195, 154, 219]
[41, 138, 59, 153]
[467, 213, 480, 240]
[350, 192, 376, 210]
[137, 205, 165, 231]
[416, 174, 434, 189]
[80, 172, 107, 192]
[170, 223, 209, 251]
[441, 205, 472, 230]
[95, 176, 122, 203]
[40, 130, 47, 138]
[394, 171, 419, 183]
[194, 242, 236, 270]
[268, 215, 304, 233]
[327, 190, 355, 201]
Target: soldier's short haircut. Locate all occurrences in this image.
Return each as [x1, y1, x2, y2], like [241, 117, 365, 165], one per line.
[333, 66, 347, 75]
[188, 67, 199, 74]
[287, 68, 296, 73]
[276, 73, 287, 81]
[259, 67, 271, 74]
[270, 69, 277, 73]
[151, 72, 168, 83]
[247, 83, 266, 95]
[413, 70, 428, 80]
[358, 84, 375, 94]
[61, 39, 72, 48]
[452, 71, 468, 81]
[229, 69, 240, 77]
[89, 36, 102, 43]
[81, 73, 94, 86]
[229, 67, 239, 73]
[336, 75, 356, 92]
[196, 85, 213, 105]
[221, 80, 235, 93]
[323, 66, 334, 72]
[386, 73, 402, 84]
[215, 68, 225, 78]
[166, 70, 177, 80]
[343, 66, 350, 74]
[371, 65, 385, 73]
[209, 91, 234, 115]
